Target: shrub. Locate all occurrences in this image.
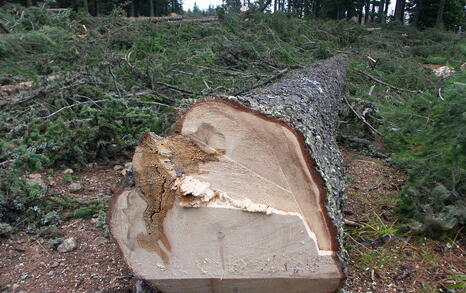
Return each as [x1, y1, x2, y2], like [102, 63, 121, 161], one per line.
[424, 56, 446, 64]
[381, 76, 466, 236]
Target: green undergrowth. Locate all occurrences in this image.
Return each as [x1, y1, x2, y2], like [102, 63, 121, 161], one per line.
[0, 5, 465, 237]
[0, 169, 107, 237]
[343, 25, 465, 237]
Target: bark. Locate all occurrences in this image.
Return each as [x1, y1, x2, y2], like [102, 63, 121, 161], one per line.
[93, 0, 99, 16]
[129, 1, 135, 17]
[149, 0, 154, 17]
[436, 0, 446, 27]
[370, 1, 376, 22]
[378, 0, 385, 22]
[394, 0, 405, 22]
[364, 0, 370, 24]
[413, 0, 422, 27]
[110, 56, 347, 293]
[83, 0, 89, 15]
[0, 21, 10, 34]
[260, 0, 272, 12]
[358, 2, 363, 24]
[315, 0, 321, 17]
[383, 0, 390, 23]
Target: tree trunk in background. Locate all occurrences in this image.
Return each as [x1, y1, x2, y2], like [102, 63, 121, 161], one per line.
[315, 0, 321, 17]
[26, 0, 32, 7]
[364, 0, 370, 23]
[110, 56, 348, 293]
[358, 2, 363, 24]
[378, 0, 384, 22]
[83, 0, 89, 14]
[149, 0, 154, 17]
[436, 0, 446, 27]
[394, 0, 405, 22]
[370, 2, 376, 22]
[383, 0, 389, 23]
[413, 0, 422, 26]
[93, 0, 99, 16]
[129, 1, 135, 17]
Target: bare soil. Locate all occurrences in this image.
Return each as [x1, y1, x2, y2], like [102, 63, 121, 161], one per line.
[0, 149, 464, 292]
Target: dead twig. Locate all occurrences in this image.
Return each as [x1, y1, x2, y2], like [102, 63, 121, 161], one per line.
[356, 69, 422, 94]
[0, 159, 14, 168]
[0, 89, 43, 109]
[234, 68, 288, 96]
[108, 66, 123, 99]
[343, 96, 383, 136]
[125, 90, 176, 103]
[438, 88, 445, 101]
[156, 82, 194, 95]
[40, 100, 108, 120]
[344, 219, 363, 227]
[126, 98, 171, 108]
[0, 21, 10, 33]
[339, 134, 387, 158]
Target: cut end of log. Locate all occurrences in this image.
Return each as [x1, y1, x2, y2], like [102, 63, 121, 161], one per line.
[110, 99, 344, 293]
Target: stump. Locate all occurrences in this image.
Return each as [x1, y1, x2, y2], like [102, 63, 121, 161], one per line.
[110, 56, 347, 293]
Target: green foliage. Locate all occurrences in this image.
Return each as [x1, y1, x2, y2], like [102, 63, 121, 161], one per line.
[346, 26, 466, 237]
[66, 201, 106, 219]
[62, 172, 75, 182]
[95, 208, 110, 237]
[0, 222, 13, 237]
[445, 274, 466, 289]
[351, 213, 399, 239]
[387, 77, 466, 236]
[0, 166, 111, 235]
[0, 169, 47, 227]
[424, 56, 446, 64]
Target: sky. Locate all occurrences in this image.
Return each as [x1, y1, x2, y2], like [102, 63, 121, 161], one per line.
[184, 0, 223, 10]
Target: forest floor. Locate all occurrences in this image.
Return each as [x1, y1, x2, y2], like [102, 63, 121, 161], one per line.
[0, 148, 464, 293]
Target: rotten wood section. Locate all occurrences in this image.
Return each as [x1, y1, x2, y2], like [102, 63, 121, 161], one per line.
[110, 56, 348, 293]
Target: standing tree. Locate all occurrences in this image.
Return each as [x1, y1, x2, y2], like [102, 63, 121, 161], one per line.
[364, 0, 370, 23]
[436, 0, 447, 27]
[149, 0, 155, 16]
[83, 0, 89, 14]
[394, 0, 405, 22]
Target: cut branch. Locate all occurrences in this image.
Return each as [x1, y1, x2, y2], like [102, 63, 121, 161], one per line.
[356, 69, 422, 94]
[156, 82, 194, 95]
[233, 68, 288, 95]
[343, 95, 383, 136]
[0, 21, 10, 33]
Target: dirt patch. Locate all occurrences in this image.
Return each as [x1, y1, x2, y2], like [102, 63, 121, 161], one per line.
[0, 161, 134, 293]
[0, 220, 133, 292]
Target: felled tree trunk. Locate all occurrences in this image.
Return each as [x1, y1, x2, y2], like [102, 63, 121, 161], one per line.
[110, 56, 347, 293]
